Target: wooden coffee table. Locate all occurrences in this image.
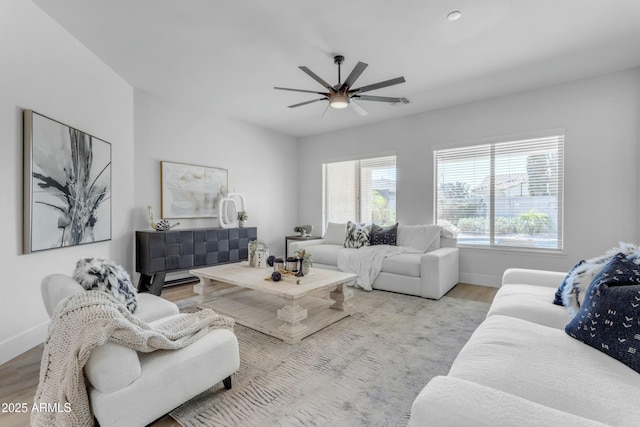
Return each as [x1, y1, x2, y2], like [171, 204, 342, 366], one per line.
[190, 262, 357, 344]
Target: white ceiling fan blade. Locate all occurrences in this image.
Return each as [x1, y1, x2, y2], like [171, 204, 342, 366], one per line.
[350, 99, 368, 116]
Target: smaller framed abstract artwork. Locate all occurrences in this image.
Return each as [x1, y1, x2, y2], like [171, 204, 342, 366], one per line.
[23, 110, 112, 253]
[160, 161, 228, 219]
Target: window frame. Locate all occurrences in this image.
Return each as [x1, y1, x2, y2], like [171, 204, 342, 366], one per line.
[433, 134, 564, 252]
[322, 154, 397, 230]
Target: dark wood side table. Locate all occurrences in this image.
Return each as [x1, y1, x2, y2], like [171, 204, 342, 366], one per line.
[285, 235, 322, 257]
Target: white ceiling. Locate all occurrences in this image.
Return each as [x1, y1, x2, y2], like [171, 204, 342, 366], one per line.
[34, 0, 640, 138]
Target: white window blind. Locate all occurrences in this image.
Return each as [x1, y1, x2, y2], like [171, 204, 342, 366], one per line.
[434, 135, 564, 250]
[323, 155, 397, 228]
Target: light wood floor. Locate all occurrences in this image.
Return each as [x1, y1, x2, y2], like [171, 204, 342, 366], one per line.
[0, 282, 497, 427]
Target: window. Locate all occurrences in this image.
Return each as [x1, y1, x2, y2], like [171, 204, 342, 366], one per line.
[434, 135, 564, 250]
[323, 155, 396, 227]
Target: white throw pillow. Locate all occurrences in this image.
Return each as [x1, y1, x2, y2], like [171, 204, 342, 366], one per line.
[323, 222, 347, 245]
[397, 225, 442, 252]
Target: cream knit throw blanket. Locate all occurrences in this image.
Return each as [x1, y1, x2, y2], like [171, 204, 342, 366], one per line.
[32, 291, 234, 427]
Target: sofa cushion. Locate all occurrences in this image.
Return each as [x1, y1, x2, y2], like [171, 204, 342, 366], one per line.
[565, 252, 640, 374]
[448, 315, 640, 426]
[304, 244, 343, 266]
[381, 253, 421, 277]
[370, 223, 398, 246]
[488, 284, 570, 329]
[397, 225, 441, 253]
[344, 221, 370, 249]
[409, 376, 608, 427]
[323, 222, 347, 245]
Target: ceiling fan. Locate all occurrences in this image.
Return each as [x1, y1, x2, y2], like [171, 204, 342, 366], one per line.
[274, 55, 409, 116]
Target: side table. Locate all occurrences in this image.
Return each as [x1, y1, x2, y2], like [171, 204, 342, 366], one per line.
[285, 235, 322, 257]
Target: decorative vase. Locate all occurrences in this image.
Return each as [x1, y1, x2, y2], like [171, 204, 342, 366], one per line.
[302, 261, 310, 275]
[239, 220, 245, 228]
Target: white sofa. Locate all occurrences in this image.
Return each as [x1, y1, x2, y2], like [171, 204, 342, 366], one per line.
[288, 224, 459, 299]
[408, 268, 640, 426]
[41, 274, 240, 427]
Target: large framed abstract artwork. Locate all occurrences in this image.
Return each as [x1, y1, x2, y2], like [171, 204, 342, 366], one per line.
[23, 110, 112, 253]
[160, 161, 228, 219]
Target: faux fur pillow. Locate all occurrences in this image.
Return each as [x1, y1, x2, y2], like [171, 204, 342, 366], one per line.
[344, 221, 370, 249]
[561, 242, 640, 316]
[73, 257, 138, 313]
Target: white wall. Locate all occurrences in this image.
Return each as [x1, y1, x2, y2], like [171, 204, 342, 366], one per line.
[133, 90, 299, 276]
[298, 69, 640, 287]
[0, 0, 134, 364]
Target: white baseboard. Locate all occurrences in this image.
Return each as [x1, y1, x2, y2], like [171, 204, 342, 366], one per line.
[459, 272, 501, 288]
[0, 320, 49, 365]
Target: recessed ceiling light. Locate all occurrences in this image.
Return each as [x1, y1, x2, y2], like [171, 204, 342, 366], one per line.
[447, 11, 462, 21]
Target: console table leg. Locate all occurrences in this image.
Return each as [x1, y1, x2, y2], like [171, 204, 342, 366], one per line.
[148, 272, 166, 296]
[137, 274, 152, 292]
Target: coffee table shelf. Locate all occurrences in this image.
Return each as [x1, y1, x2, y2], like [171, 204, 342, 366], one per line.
[190, 263, 357, 344]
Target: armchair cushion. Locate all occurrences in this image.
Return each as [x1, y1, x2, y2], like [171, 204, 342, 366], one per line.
[135, 293, 179, 323]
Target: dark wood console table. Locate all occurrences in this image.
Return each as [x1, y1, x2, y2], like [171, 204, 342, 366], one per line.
[136, 227, 257, 295]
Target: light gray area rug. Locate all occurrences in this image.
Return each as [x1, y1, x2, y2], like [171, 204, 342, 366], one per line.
[170, 289, 489, 427]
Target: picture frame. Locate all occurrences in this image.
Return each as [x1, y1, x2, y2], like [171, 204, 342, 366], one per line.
[160, 161, 228, 219]
[23, 110, 112, 253]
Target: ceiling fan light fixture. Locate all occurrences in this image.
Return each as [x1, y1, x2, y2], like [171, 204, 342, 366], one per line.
[329, 93, 350, 109]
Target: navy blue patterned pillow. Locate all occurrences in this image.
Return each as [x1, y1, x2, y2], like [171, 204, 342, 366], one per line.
[344, 221, 370, 248]
[553, 260, 585, 306]
[565, 253, 640, 373]
[370, 223, 398, 246]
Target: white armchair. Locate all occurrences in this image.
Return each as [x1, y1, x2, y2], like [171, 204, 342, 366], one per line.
[40, 274, 240, 427]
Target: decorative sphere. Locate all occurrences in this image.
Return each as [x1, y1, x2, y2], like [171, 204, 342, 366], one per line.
[267, 255, 276, 267]
[271, 271, 282, 282]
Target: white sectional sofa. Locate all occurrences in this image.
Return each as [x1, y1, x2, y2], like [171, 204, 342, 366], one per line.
[408, 268, 640, 426]
[288, 223, 459, 299]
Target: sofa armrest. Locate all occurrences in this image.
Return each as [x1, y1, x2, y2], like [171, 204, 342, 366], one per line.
[288, 238, 326, 255]
[502, 268, 566, 289]
[85, 342, 142, 393]
[419, 247, 459, 299]
[409, 376, 608, 427]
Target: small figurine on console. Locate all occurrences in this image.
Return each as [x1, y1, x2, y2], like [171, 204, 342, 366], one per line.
[147, 205, 179, 231]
